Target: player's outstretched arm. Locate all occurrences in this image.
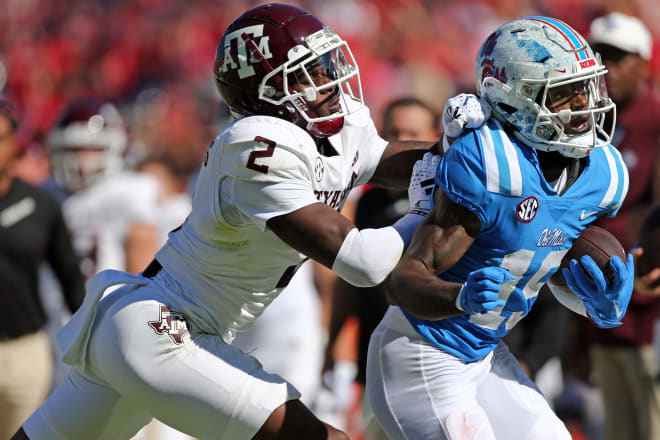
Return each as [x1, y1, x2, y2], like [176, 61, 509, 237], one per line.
[268, 201, 416, 288]
[267, 151, 433, 272]
[268, 203, 357, 269]
[268, 153, 440, 289]
[385, 188, 496, 320]
[368, 140, 439, 190]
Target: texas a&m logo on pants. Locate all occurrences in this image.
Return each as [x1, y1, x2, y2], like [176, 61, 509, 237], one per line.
[148, 305, 190, 344]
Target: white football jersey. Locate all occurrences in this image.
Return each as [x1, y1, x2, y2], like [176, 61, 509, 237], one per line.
[62, 171, 161, 278]
[156, 104, 388, 342]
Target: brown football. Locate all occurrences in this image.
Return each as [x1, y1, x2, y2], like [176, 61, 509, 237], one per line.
[550, 226, 626, 287]
[637, 206, 660, 278]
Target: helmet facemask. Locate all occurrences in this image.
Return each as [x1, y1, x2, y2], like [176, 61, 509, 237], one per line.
[50, 146, 124, 193]
[531, 68, 614, 157]
[252, 26, 363, 137]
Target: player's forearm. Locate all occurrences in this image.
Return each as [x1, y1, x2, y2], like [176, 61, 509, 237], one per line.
[386, 218, 475, 320]
[369, 141, 439, 189]
[385, 262, 464, 320]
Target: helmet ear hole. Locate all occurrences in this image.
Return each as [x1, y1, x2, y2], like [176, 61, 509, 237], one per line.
[262, 85, 276, 98]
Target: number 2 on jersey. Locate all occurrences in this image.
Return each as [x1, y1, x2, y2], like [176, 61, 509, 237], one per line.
[246, 136, 276, 173]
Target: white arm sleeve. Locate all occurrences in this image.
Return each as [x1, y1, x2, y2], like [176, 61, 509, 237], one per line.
[331, 227, 405, 288]
[547, 280, 587, 317]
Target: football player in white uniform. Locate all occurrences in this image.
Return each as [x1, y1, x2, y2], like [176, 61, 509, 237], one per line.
[42, 99, 196, 440]
[45, 97, 162, 278]
[38, 98, 162, 370]
[13, 4, 458, 440]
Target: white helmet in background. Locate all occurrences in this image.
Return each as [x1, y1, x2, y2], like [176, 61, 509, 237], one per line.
[474, 16, 615, 158]
[47, 97, 127, 192]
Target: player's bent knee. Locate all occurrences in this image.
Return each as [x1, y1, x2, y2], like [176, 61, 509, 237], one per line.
[10, 427, 30, 440]
[254, 399, 348, 440]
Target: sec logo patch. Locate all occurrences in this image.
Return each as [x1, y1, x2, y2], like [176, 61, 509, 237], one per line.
[314, 157, 324, 182]
[516, 196, 538, 223]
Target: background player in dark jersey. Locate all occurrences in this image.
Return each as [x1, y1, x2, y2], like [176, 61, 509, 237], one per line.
[0, 98, 85, 438]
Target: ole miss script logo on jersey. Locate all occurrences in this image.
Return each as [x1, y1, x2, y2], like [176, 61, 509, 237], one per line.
[148, 305, 190, 344]
[516, 196, 539, 223]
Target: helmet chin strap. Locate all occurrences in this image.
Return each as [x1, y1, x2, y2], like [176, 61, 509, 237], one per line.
[242, 33, 343, 138]
[307, 118, 344, 137]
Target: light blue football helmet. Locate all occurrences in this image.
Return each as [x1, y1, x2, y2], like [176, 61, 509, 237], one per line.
[474, 17, 616, 158]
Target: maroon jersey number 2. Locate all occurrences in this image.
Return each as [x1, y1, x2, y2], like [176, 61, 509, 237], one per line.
[246, 135, 301, 288]
[246, 136, 276, 173]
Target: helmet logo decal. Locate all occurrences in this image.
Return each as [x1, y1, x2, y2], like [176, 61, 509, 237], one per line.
[481, 59, 507, 84]
[220, 25, 272, 79]
[479, 31, 507, 85]
[516, 196, 539, 223]
[480, 31, 501, 58]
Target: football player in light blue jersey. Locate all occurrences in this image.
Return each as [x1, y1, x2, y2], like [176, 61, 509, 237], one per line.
[366, 17, 635, 440]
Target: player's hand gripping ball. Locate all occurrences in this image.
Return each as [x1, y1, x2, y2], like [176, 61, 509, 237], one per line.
[551, 226, 633, 328]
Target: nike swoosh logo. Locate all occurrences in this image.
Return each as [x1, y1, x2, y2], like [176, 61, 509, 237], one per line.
[613, 301, 621, 319]
[580, 210, 598, 221]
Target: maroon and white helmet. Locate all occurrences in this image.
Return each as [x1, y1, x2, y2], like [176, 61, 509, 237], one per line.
[47, 97, 127, 192]
[213, 3, 363, 138]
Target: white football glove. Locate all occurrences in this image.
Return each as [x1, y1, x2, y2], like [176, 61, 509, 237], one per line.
[442, 93, 491, 138]
[409, 152, 440, 216]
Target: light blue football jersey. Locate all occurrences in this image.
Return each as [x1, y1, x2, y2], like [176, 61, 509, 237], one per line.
[403, 119, 629, 362]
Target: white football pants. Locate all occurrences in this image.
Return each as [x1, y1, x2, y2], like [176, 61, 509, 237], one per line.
[24, 271, 300, 440]
[366, 306, 571, 440]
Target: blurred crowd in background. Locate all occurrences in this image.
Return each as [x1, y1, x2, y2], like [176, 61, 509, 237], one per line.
[2, 1, 660, 440]
[2, 0, 660, 181]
